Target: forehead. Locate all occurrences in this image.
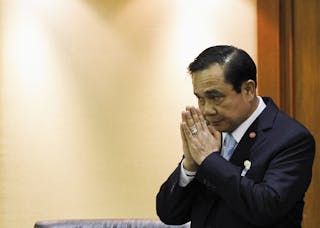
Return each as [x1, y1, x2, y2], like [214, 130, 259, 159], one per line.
[192, 64, 232, 94]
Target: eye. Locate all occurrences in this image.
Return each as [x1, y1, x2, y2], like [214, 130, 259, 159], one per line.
[204, 90, 225, 105]
[210, 95, 224, 104]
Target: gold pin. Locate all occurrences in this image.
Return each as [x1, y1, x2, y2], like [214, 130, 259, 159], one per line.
[249, 132, 256, 139]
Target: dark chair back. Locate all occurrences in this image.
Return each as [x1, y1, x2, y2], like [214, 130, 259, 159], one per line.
[34, 219, 190, 228]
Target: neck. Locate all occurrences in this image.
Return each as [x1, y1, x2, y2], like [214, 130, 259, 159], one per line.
[247, 96, 259, 117]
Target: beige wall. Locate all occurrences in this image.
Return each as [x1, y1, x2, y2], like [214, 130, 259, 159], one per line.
[0, 0, 257, 227]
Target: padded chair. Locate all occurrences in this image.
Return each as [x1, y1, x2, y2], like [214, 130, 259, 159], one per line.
[34, 219, 190, 228]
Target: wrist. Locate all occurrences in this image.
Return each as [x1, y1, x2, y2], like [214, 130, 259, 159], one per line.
[183, 159, 198, 172]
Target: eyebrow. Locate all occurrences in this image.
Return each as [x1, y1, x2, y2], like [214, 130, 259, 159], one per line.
[194, 89, 224, 98]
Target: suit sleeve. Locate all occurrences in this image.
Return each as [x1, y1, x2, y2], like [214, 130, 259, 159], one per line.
[156, 164, 198, 225]
[195, 131, 315, 226]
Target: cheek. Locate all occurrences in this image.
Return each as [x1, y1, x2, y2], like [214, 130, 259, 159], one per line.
[221, 101, 247, 120]
[219, 111, 244, 132]
[228, 103, 250, 124]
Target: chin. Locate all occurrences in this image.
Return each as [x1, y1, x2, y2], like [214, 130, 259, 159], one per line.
[213, 126, 226, 132]
[215, 125, 234, 133]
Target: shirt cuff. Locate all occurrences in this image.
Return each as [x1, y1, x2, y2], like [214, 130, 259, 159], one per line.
[179, 159, 197, 187]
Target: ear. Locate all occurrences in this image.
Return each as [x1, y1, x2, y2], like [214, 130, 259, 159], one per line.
[241, 80, 256, 98]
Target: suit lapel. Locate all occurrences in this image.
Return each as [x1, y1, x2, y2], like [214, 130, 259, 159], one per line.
[229, 97, 278, 167]
[229, 121, 259, 167]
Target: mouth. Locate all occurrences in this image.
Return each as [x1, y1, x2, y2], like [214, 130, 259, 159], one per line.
[206, 119, 223, 126]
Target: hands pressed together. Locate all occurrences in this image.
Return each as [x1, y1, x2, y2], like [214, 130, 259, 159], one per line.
[180, 106, 222, 171]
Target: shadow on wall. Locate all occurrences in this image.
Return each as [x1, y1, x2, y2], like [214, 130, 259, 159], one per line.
[82, 0, 131, 20]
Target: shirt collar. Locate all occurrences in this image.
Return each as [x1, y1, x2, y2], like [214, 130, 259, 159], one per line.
[223, 96, 266, 143]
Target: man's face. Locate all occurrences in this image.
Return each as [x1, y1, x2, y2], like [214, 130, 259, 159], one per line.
[192, 64, 256, 132]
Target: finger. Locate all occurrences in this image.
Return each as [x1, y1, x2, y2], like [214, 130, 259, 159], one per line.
[190, 107, 203, 131]
[181, 111, 190, 125]
[196, 108, 209, 130]
[185, 106, 192, 116]
[181, 122, 193, 140]
[206, 125, 222, 152]
[208, 125, 221, 139]
[184, 110, 196, 129]
[181, 111, 186, 122]
[180, 123, 187, 143]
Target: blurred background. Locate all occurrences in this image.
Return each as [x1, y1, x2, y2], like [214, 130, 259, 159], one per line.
[0, 0, 257, 227]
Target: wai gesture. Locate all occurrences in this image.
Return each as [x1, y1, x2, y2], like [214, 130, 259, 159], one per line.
[180, 106, 221, 170]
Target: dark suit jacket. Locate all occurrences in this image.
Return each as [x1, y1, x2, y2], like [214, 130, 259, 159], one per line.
[156, 97, 315, 228]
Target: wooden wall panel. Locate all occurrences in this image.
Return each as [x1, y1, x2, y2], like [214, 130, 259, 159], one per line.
[257, 0, 281, 105]
[257, 0, 294, 116]
[279, 0, 294, 116]
[258, 0, 320, 227]
[293, 1, 320, 227]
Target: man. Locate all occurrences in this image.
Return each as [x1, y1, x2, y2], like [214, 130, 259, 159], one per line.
[156, 45, 315, 228]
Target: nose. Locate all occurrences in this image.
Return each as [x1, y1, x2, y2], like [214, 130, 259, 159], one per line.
[201, 100, 217, 116]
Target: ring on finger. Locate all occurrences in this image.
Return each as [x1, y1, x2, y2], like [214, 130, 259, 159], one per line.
[190, 126, 198, 135]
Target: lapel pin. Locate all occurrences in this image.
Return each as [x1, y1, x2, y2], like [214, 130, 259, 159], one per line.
[241, 160, 251, 177]
[249, 132, 256, 139]
[244, 160, 251, 170]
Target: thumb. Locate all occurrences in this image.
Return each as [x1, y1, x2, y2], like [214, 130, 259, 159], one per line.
[208, 125, 221, 138]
